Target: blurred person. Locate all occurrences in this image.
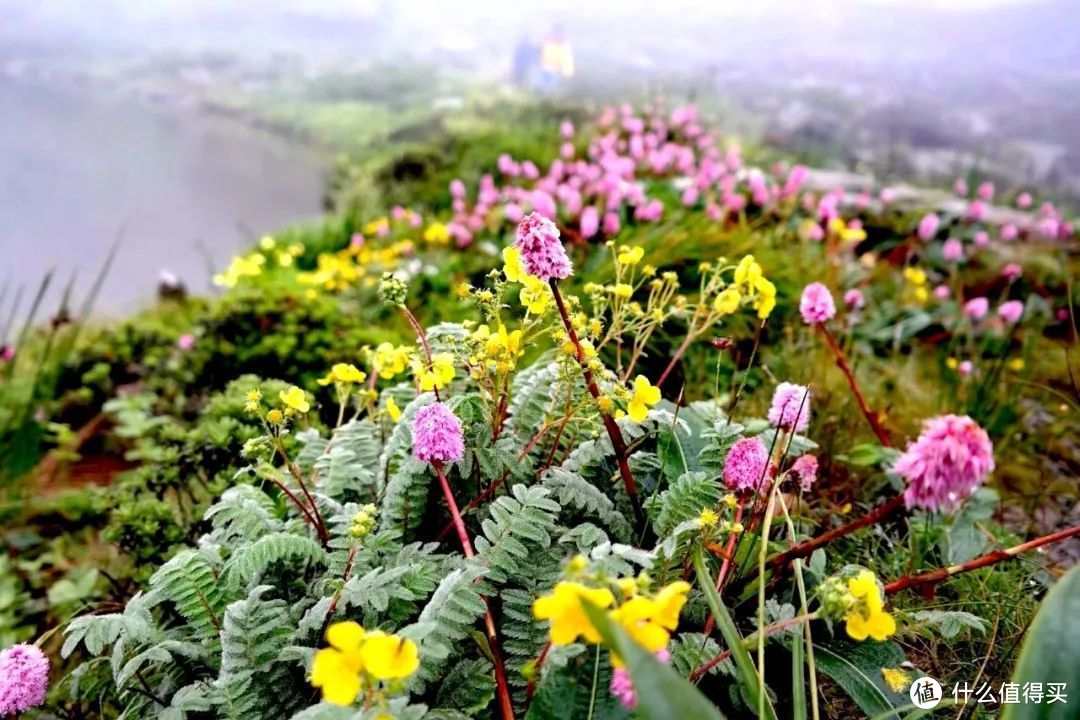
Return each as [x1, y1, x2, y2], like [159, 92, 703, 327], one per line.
[536, 25, 574, 93]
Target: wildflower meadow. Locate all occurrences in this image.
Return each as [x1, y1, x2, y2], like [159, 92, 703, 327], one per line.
[1, 101, 1078, 720]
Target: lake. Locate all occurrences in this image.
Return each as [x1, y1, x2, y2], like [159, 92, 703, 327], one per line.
[0, 77, 326, 316]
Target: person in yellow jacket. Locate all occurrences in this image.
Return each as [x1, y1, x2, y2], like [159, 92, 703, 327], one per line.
[537, 26, 574, 92]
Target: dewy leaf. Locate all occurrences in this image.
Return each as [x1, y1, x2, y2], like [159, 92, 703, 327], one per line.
[1002, 565, 1080, 720]
[581, 600, 727, 720]
[814, 639, 908, 717]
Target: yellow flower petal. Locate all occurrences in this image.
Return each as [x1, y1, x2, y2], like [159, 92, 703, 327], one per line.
[327, 621, 366, 652]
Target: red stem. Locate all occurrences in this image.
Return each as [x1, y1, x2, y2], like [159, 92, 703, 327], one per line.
[657, 331, 695, 389]
[885, 523, 1080, 594]
[768, 495, 906, 571]
[549, 280, 643, 522]
[691, 612, 814, 683]
[401, 305, 440, 401]
[818, 323, 891, 447]
[433, 462, 516, 720]
[702, 504, 745, 636]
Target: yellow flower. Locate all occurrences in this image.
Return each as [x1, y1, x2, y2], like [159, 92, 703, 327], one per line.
[882, 667, 911, 693]
[259, 235, 276, 250]
[359, 631, 420, 681]
[609, 596, 669, 666]
[417, 353, 455, 392]
[713, 287, 741, 315]
[597, 396, 614, 413]
[484, 325, 523, 363]
[244, 388, 262, 414]
[533, 582, 615, 645]
[503, 246, 525, 283]
[266, 408, 284, 425]
[754, 277, 777, 319]
[278, 252, 294, 267]
[280, 386, 310, 414]
[627, 375, 662, 423]
[843, 570, 896, 642]
[311, 621, 366, 706]
[734, 255, 762, 287]
[423, 222, 450, 245]
[612, 283, 634, 299]
[698, 508, 719, 527]
[385, 396, 402, 422]
[1008, 358, 1024, 372]
[903, 267, 927, 286]
[455, 282, 471, 299]
[946, 357, 959, 370]
[520, 276, 551, 313]
[373, 343, 410, 379]
[651, 581, 691, 631]
[318, 363, 367, 386]
[617, 246, 644, 265]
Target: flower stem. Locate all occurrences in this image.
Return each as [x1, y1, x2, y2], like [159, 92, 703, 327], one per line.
[884, 523, 1080, 594]
[433, 462, 516, 720]
[549, 280, 643, 523]
[818, 323, 891, 447]
[690, 611, 818, 684]
[702, 503, 744, 636]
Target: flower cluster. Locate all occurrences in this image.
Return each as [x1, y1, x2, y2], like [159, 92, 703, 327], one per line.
[767, 382, 811, 432]
[723, 436, 773, 494]
[818, 570, 896, 642]
[310, 621, 419, 706]
[513, 212, 573, 281]
[411, 401, 465, 464]
[0, 643, 49, 716]
[893, 414, 995, 514]
[533, 566, 692, 668]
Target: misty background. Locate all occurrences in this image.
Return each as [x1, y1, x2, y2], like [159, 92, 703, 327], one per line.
[2, 0, 1079, 310]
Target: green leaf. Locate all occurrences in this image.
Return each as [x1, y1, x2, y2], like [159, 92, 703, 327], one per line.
[939, 488, 997, 565]
[1002, 565, 1080, 720]
[47, 567, 99, 606]
[581, 600, 726, 720]
[814, 640, 908, 717]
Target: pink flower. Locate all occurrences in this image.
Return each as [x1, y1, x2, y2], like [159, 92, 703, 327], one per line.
[723, 437, 773, 494]
[1001, 263, 1022, 281]
[954, 178, 968, 197]
[976, 181, 995, 202]
[958, 360, 973, 376]
[560, 120, 574, 138]
[997, 300, 1024, 324]
[0, 643, 49, 715]
[412, 402, 465, 464]
[1017, 192, 1032, 209]
[880, 187, 896, 205]
[942, 238, 964, 262]
[1039, 217, 1060, 239]
[917, 213, 940, 242]
[791, 454, 818, 492]
[967, 200, 987, 221]
[603, 211, 621, 235]
[0, 345, 14, 362]
[972, 230, 989, 247]
[449, 179, 466, 199]
[504, 203, 524, 223]
[560, 142, 574, 160]
[1000, 224, 1018, 241]
[933, 285, 951, 300]
[610, 668, 636, 709]
[350, 233, 365, 248]
[800, 283, 836, 324]
[768, 382, 811, 432]
[177, 333, 195, 351]
[963, 297, 989, 320]
[514, 213, 573, 281]
[579, 206, 599, 239]
[843, 288, 865, 310]
[894, 415, 994, 514]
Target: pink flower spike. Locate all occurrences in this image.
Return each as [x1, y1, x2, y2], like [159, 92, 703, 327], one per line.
[917, 213, 940, 242]
[894, 415, 994, 514]
[792, 454, 818, 492]
[514, 212, 573, 281]
[412, 402, 465, 464]
[0, 643, 49, 715]
[843, 288, 865, 310]
[800, 283, 836, 324]
[997, 300, 1024, 324]
[723, 436, 773, 495]
[963, 297, 989, 320]
[768, 382, 811, 432]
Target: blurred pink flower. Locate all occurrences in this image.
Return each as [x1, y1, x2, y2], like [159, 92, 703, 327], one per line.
[953, 178, 968, 197]
[967, 200, 987, 221]
[449, 179, 466, 198]
[843, 288, 865, 309]
[997, 300, 1024, 324]
[603, 211, 621, 235]
[1000, 224, 1018, 241]
[768, 382, 811, 432]
[177, 334, 195, 351]
[933, 285, 951, 300]
[800, 283, 836, 324]
[792, 454, 818, 492]
[972, 230, 989, 247]
[917, 213, 940, 241]
[958, 360, 974, 376]
[963, 297, 989, 320]
[560, 120, 574, 138]
[880, 187, 896, 205]
[942, 238, 964, 262]
[1016, 192, 1032, 209]
[976, 181, 995, 201]
[1001, 263, 1022, 281]
[580, 206, 599, 239]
